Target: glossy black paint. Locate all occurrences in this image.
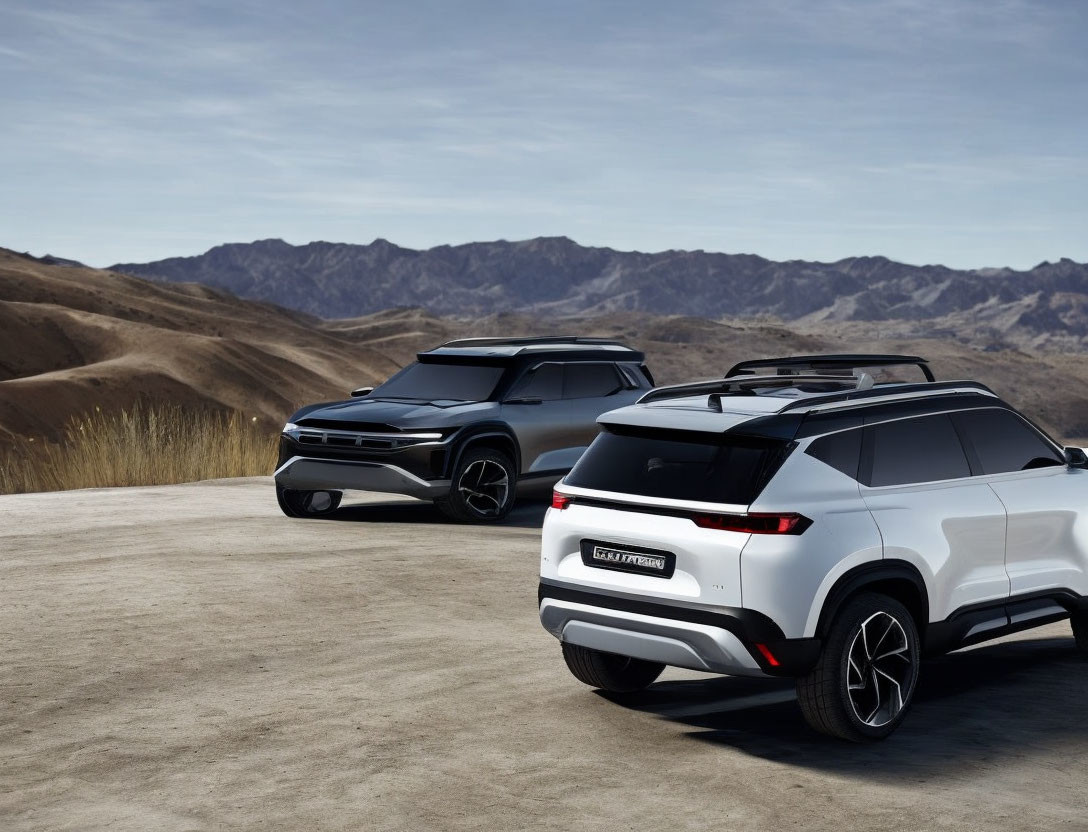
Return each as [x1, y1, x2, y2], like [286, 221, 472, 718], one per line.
[281, 339, 651, 482]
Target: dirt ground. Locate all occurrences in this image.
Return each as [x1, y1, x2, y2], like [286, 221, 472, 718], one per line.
[3, 478, 1087, 831]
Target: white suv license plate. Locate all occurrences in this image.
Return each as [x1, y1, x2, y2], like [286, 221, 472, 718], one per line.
[592, 545, 666, 572]
[580, 540, 676, 578]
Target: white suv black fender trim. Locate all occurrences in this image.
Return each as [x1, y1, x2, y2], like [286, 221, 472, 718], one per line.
[815, 561, 930, 643]
[925, 589, 1088, 656]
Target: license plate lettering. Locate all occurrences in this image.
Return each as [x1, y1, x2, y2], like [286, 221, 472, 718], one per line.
[592, 545, 666, 572]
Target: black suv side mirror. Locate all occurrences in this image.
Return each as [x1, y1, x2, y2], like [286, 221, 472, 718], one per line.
[350, 386, 374, 398]
[1065, 447, 1088, 468]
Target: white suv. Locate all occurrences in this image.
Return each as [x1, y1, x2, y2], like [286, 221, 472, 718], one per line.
[539, 354, 1088, 741]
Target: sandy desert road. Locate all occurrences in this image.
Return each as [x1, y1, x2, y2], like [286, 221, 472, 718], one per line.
[2, 479, 1088, 832]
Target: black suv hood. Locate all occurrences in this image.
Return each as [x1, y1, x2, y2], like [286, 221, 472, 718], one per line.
[290, 397, 497, 431]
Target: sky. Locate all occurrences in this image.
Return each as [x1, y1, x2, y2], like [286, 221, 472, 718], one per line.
[1, 0, 1086, 269]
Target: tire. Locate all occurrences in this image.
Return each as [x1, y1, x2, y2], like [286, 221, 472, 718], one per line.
[561, 643, 665, 693]
[1073, 610, 1088, 653]
[276, 486, 342, 518]
[796, 592, 921, 742]
[436, 447, 516, 523]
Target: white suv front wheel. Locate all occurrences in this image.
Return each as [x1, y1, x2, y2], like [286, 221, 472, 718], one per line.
[797, 593, 921, 742]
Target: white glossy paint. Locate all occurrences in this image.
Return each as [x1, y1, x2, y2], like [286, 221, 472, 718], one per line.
[539, 384, 1088, 677]
[541, 501, 748, 608]
[860, 478, 1009, 620]
[988, 466, 1088, 596]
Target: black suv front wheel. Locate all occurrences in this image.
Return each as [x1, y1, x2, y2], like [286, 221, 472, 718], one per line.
[276, 486, 343, 518]
[796, 593, 921, 742]
[437, 447, 516, 523]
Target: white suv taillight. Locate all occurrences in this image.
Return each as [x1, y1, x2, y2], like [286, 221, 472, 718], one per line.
[691, 512, 811, 535]
[549, 492, 808, 534]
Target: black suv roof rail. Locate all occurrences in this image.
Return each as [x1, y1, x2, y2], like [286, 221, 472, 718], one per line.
[436, 336, 633, 350]
[726, 354, 935, 382]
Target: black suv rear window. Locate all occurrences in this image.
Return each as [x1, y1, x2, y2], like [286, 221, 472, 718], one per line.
[564, 427, 792, 504]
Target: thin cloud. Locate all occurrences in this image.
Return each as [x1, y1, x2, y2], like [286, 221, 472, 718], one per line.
[0, 0, 1085, 269]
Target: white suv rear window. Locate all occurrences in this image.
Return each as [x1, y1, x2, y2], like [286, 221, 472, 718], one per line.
[564, 428, 792, 504]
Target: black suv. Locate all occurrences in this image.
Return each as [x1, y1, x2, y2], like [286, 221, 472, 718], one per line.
[275, 336, 654, 522]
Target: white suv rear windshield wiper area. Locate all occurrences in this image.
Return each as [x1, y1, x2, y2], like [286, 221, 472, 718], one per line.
[564, 427, 793, 505]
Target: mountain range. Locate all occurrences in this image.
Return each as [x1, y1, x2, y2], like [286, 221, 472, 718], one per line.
[110, 237, 1088, 349]
[4, 246, 1088, 448]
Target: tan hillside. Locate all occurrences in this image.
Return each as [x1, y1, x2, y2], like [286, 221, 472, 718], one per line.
[3, 248, 1088, 452]
[0, 249, 404, 444]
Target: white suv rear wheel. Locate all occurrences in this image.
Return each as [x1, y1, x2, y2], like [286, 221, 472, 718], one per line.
[561, 643, 664, 693]
[797, 593, 921, 742]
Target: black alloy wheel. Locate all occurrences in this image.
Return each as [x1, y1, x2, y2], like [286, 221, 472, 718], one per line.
[276, 486, 343, 518]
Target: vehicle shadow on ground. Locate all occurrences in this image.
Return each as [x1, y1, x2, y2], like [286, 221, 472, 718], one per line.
[600, 635, 1088, 777]
[326, 497, 549, 529]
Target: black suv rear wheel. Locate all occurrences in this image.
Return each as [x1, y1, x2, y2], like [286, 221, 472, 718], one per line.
[561, 643, 664, 693]
[276, 486, 342, 518]
[796, 592, 921, 742]
[437, 447, 516, 523]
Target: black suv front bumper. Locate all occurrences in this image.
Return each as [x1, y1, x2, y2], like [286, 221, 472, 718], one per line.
[275, 433, 452, 499]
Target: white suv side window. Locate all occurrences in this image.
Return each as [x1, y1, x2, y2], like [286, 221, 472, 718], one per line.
[863, 414, 971, 487]
[953, 409, 1064, 474]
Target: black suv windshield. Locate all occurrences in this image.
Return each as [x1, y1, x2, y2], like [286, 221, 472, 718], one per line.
[564, 427, 792, 504]
[371, 361, 506, 402]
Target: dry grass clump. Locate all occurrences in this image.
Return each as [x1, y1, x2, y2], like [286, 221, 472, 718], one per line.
[0, 405, 278, 495]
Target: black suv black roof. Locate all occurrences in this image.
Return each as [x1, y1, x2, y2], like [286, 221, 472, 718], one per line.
[423, 336, 645, 364]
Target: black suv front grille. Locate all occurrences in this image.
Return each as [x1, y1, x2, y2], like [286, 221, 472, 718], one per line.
[325, 434, 361, 448]
[294, 430, 398, 451]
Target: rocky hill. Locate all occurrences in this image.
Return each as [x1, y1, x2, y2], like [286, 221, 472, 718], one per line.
[111, 237, 1088, 349]
[5, 247, 1088, 444]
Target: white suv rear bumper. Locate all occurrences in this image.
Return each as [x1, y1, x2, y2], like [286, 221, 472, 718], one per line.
[540, 596, 767, 677]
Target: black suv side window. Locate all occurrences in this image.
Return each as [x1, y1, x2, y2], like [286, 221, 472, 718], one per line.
[563, 363, 622, 399]
[507, 363, 563, 400]
[953, 408, 1063, 474]
[863, 414, 971, 487]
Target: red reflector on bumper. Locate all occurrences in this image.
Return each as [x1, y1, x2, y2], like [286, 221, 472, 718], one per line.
[754, 643, 781, 667]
